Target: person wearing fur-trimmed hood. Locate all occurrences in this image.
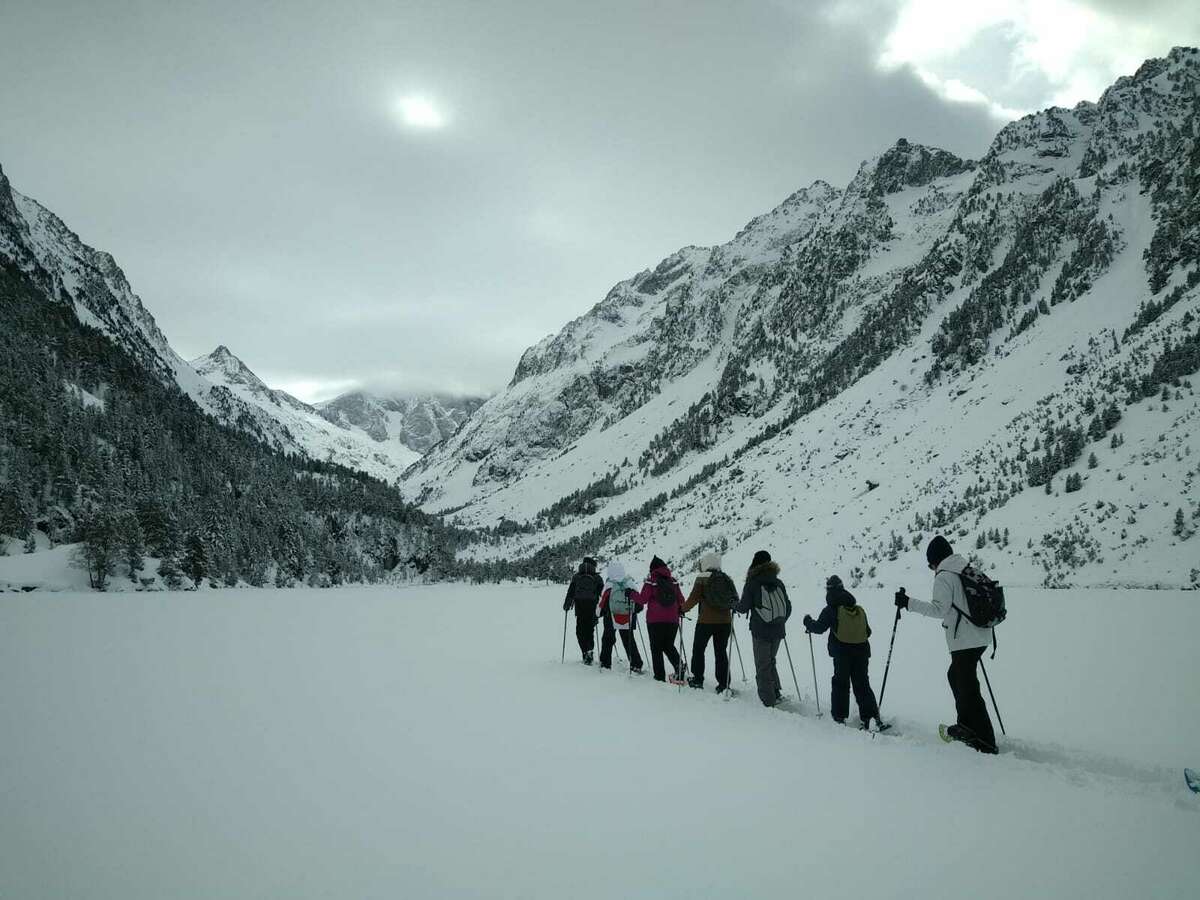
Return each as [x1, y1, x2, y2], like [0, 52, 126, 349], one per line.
[734, 550, 791, 707]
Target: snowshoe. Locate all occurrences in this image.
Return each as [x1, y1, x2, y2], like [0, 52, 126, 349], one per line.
[629, 665, 644, 675]
[582, 651, 593, 666]
[874, 719, 893, 733]
[939, 723, 996, 754]
[687, 676, 704, 689]
[1185, 768, 1199, 793]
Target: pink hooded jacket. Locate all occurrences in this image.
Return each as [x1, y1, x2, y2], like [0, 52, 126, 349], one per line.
[633, 562, 685, 624]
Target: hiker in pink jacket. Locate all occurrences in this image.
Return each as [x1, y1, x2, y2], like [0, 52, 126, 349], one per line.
[633, 556, 686, 682]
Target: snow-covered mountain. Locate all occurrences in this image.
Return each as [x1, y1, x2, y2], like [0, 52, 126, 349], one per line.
[190, 346, 421, 479]
[0, 171, 435, 482]
[0, 164, 215, 403]
[404, 47, 1200, 589]
[317, 391, 486, 455]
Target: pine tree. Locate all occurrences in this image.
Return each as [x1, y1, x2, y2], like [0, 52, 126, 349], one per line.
[1174, 508, 1190, 539]
[1088, 452, 1098, 469]
[182, 532, 208, 589]
[122, 513, 145, 578]
[73, 507, 120, 590]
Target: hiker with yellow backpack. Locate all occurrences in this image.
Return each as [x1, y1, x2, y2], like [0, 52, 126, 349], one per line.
[803, 575, 885, 731]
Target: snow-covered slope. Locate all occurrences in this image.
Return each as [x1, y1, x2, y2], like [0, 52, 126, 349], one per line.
[0, 164, 216, 404]
[191, 346, 419, 480]
[317, 390, 486, 455]
[0, 169, 428, 481]
[404, 48, 1200, 589]
[1, 583, 1196, 898]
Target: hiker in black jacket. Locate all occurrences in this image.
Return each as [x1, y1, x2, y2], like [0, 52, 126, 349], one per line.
[563, 557, 603, 664]
[804, 575, 882, 730]
[734, 550, 791, 707]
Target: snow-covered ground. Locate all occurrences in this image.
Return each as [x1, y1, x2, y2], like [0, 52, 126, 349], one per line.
[1, 583, 1196, 899]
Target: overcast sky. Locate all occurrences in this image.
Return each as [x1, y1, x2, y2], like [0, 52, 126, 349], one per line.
[2, 0, 1196, 401]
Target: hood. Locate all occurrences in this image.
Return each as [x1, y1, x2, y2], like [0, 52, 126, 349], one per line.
[699, 551, 722, 572]
[936, 554, 968, 576]
[825, 585, 857, 608]
[579, 557, 598, 575]
[650, 563, 675, 580]
[605, 561, 627, 582]
[747, 561, 780, 580]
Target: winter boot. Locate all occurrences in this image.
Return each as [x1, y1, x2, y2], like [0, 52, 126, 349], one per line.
[583, 651, 593, 666]
[687, 676, 704, 689]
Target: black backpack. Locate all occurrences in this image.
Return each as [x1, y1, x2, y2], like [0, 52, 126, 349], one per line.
[953, 565, 1007, 654]
[572, 574, 601, 605]
[654, 575, 677, 608]
[703, 571, 738, 611]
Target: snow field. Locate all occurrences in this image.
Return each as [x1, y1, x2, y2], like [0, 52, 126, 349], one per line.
[1, 583, 1196, 899]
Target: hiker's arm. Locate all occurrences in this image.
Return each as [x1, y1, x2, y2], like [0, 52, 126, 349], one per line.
[906, 574, 949, 619]
[734, 580, 753, 615]
[808, 606, 833, 634]
[681, 579, 704, 614]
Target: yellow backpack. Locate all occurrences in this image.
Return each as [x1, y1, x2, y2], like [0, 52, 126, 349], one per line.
[835, 605, 869, 644]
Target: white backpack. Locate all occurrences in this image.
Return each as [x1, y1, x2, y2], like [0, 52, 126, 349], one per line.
[757, 584, 789, 623]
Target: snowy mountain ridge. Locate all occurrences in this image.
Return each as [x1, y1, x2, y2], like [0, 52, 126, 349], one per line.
[404, 48, 1200, 589]
[0, 170, 469, 481]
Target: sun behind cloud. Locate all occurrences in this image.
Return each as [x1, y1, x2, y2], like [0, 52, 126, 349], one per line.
[396, 94, 447, 130]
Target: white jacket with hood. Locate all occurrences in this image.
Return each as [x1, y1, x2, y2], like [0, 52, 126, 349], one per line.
[906, 553, 993, 652]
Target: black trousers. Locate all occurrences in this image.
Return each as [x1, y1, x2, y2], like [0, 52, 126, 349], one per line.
[690, 622, 731, 688]
[831, 649, 878, 724]
[948, 647, 996, 750]
[600, 615, 643, 669]
[646, 622, 682, 681]
[574, 614, 595, 655]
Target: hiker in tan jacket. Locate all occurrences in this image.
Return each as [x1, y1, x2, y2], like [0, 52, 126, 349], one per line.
[681, 552, 738, 693]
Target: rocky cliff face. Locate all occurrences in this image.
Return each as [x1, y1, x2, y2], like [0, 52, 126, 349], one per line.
[318, 392, 485, 455]
[404, 48, 1200, 589]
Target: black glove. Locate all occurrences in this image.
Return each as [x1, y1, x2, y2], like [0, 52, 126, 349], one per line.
[802, 614, 815, 632]
[563, 599, 572, 612]
[624, 588, 635, 600]
[894, 588, 908, 610]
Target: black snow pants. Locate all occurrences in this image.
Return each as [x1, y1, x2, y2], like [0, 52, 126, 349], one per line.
[574, 612, 596, 657]
[830, 646, 878, 724]
[646, 622, 682, 682]
[690, 622, 731, 688]
[600, 613, 643, 670]
[948, 646, 997, 752]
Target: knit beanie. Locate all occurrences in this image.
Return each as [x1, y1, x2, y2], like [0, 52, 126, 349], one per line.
[750, 550, 772, 568]
[925, 535, 953, 568]
[650, 555, 666, 571]
[825, 575, 843, 590]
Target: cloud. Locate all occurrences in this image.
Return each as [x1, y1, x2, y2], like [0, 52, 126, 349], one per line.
[858, 0, 1200, 117]
[7, 0, 1173, 402]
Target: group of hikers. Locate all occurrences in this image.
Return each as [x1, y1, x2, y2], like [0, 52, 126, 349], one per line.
[562, 534, 1001, 754]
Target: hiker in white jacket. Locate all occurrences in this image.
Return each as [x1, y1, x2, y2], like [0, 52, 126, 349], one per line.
[895, 535, 997, 754]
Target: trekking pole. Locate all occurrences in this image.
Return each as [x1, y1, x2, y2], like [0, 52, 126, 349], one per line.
[979, 660, 1007, 736]
[678, 615, 688, 677]
[807, 632, 822, 716]
[878, 607, 901, 714]
[782, 636, 805, 711]
[561, 610, 568, 664]
[730, 620, 747, 682]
